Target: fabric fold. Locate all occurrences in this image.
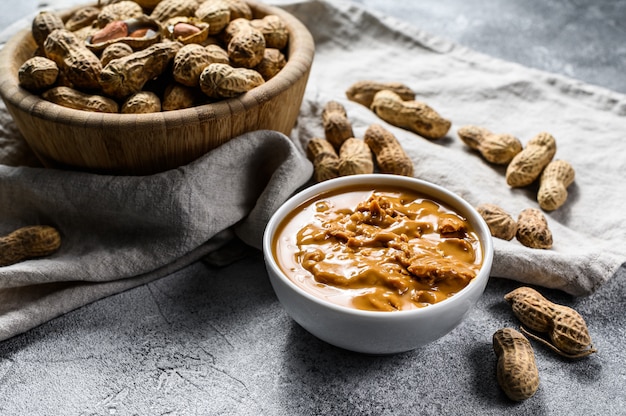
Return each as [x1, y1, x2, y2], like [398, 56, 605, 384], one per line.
[0, 130, 313, 340]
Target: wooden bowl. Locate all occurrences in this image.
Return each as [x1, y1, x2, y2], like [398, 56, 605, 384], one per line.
[0, 1, 314, 175]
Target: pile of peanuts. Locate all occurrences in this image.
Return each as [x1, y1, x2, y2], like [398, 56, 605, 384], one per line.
[306, 81, 452, 183]
[305, 100, 414, 183]
[305, 80, 576, 250]
[457, 124, 575, 250]
[18, 0, 289, 113]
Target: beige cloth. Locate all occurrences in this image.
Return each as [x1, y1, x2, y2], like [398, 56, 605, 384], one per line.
[1, 0, 625, 341]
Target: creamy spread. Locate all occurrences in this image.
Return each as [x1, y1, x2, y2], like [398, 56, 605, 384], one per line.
[273, 185, 483, 311]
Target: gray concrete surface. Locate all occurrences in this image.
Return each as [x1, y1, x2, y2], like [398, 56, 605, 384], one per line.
[1, 1, 625, 415]
[353, 0, 626, 95]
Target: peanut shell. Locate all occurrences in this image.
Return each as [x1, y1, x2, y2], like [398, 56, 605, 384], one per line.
[151, 0, 198, 23]
[42, 86, 119, 113]
[506, 132, 557, 188]
[31, 11, 65, 48]
[457, 125, 522, 164]
[338, 138, 374, 176]
[100, 41, 182, 98]
[346, 80, 415, 108]
[195, 0, 231, 35]
[162, 83, 199, 110]
[537, 160, 575, 211]
[222, 0, 253, 20]
[516, 208, 552, 249]
[250, 14, 289, 50]
[493, 328, 540, 401]
[322, 101, 353, 150]
[65, 6, 99, 31]
[254, 48, 286, 80]
[100, 42, 134, 67]
[43, 29, 103, 90]
[371, 90, 451, 140]
[363, 124, 413, 176]
[199, 63, 264, 98]
[18, 56, 59, 92]
[0, 225, 62, 267]
[121, 91, 162, 113]
[476, 203, 517, 241]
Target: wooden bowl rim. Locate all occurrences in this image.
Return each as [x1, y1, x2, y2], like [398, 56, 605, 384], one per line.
[0, 0, 315, 128]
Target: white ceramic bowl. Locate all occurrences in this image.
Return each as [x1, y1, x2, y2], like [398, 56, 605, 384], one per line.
[263, 174, 494, 354]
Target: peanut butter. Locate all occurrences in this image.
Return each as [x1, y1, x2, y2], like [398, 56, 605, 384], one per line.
[273, 185, 484, 312]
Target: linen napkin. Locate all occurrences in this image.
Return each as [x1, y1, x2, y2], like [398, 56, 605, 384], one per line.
[2, 0, 626, 342]
[0, 130, 313, 341]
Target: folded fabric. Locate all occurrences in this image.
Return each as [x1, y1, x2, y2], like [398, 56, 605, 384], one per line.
[0, 131, 313, 341]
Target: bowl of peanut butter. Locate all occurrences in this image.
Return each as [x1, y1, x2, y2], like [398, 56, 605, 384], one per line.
[263, 174, 493, 354]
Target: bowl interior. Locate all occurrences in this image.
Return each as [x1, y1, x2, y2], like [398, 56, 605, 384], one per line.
[0, 0, 315, 174]
[264, 174, 494, 317]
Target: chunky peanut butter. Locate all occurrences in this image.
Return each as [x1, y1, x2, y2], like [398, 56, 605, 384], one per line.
[273, 185, 483, 312]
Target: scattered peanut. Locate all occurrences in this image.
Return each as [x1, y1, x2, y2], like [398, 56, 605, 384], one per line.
[322, 101, 354, 150]
[493, 327, 540, 401]
[537, 160, 575, 211]
[476, 203, 517, 241]
[345, 80, 415, 108]
[516, 208, 552, 249]
[506, 132, 557, 188]
[18, 56, 59, 92]
[43, 29, 103, 90]
[505, 286, 596, 359]
[86, 16, 162, 52]
[42, 86, 119, 113]
[370, 90, 451, 139]
[306, 137, 340, 182]
[338, 138, 374, 176]
[457, 125, 522, 164]
[306, 137, 335, 161]
[363, 124, 413, 176]
[0, 225, 62, 267]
